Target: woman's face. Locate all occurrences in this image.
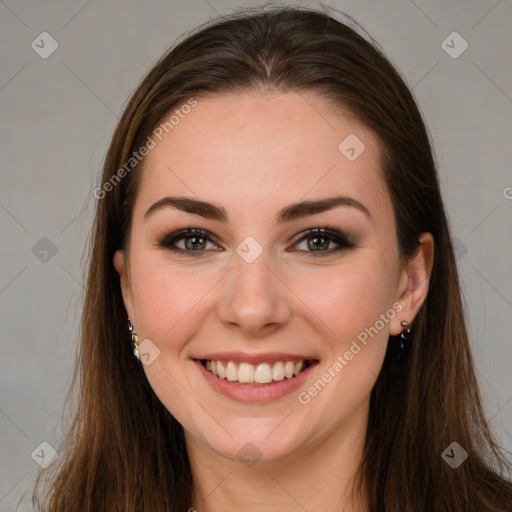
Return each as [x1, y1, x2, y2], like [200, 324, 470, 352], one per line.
[114, 91, 430, 465]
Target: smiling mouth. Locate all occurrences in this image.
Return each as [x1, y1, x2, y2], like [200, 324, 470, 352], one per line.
[200, 359, 317, 386]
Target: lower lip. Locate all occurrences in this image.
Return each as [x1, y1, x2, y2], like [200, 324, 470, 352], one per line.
[194, 360, 317, 403]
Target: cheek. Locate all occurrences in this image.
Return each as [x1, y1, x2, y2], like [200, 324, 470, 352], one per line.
[127, 252, 220, 423]
[132, 274, 177, 339]
[292, 259, 397, 400]
[293, 265, 394, 412]
[297, 259, 396, 339]
[129, 250, 220, 345]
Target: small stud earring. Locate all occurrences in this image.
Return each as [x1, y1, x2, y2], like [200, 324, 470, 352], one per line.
[127, 316, 140, 361]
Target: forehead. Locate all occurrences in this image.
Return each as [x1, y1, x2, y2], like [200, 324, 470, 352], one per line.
[134, 92, 391, 227]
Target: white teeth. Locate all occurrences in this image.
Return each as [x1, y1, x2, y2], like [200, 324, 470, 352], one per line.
[226, 361, 238, 381]
[204, 359, 308, 384]
[238, 362, 254, 383]
[272, 361, 285, 381]
[254, 363, 272, 383]
[217, 361, 226, 379]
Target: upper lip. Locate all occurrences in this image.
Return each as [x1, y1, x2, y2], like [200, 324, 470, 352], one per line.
[194, 352, 318, 364]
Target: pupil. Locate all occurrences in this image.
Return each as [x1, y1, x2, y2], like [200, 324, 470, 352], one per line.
[309, 236, 327, 251]
[186, 236, 205, 250]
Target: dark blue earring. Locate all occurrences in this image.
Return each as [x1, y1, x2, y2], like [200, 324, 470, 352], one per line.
[127, 316, 140, 361]
[397, 320, 411, 363]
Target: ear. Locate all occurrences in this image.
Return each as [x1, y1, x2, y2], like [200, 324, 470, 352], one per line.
[390, 232, 434, 335]
[113, 249, 136, 323]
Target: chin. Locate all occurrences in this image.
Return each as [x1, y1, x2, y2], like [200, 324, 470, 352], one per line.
[197, 419, 310, 466]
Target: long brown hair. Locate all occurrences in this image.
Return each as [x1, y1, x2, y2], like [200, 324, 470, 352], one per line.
[32, 5, 512, 511]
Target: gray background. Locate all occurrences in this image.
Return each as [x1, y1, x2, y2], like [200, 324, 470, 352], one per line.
[1, 0, 511, 510]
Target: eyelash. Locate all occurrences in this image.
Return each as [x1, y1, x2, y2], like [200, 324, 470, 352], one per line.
[155, 225, 356, 258]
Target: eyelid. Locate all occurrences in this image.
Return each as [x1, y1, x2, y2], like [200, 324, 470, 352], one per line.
[155, 227, 221, 252]
[290, 226, 353, 245]
[289, 227, 356, 256]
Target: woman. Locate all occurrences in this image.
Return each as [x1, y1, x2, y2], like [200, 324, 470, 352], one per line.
[33, 5, 512, 511]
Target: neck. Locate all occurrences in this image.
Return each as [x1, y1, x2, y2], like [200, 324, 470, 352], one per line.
[186, 407, 369, 512]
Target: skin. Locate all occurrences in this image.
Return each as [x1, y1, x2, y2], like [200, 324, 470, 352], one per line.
[113, 91, 434, 511]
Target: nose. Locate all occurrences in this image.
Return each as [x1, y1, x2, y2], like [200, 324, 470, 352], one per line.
[216, 250, 293, 338]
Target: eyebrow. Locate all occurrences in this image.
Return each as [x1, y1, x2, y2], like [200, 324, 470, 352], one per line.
[144, 195, 372, 223]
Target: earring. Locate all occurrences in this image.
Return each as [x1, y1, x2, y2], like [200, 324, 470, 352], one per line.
[397, 320, 411, 363]
[127, 316, 140, 361]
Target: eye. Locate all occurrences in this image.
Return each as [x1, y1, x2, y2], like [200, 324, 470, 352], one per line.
[156, 228, 220, 255]
[155, 226, 356, 257]
[290, 228, 356, 257]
